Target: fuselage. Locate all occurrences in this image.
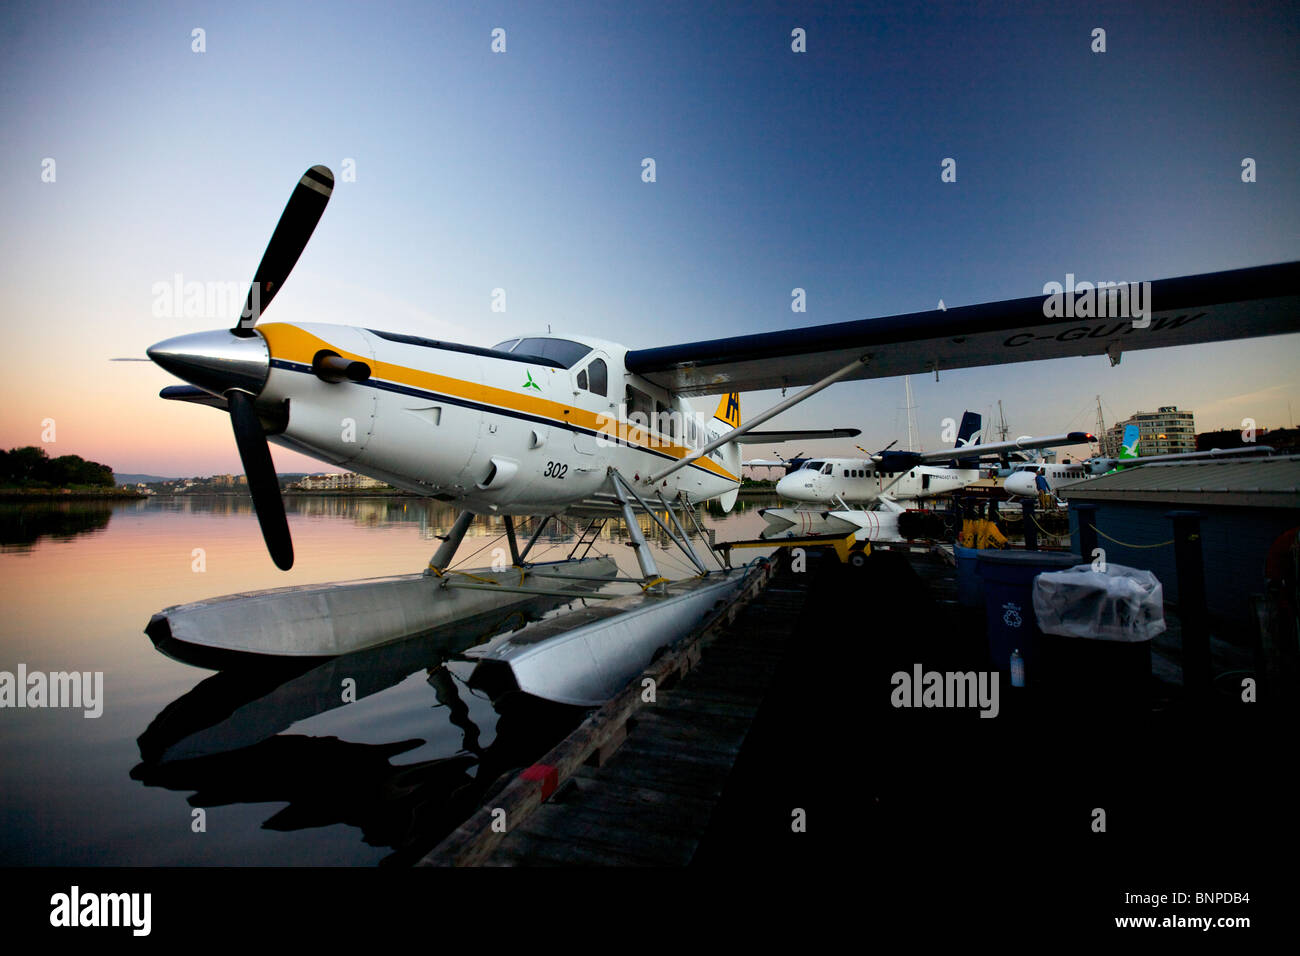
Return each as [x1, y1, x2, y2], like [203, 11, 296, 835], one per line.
[1002, 460, 1102, 498]
[155, 323, 742, 515]
[774, 457, 976, 504]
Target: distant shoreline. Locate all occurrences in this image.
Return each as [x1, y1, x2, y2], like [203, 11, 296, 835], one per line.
[146, 488, 420, 498]
[0, 487, 145, 501]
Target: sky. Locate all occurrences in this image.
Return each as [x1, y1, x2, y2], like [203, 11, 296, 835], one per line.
[2, 1, 1298, 476]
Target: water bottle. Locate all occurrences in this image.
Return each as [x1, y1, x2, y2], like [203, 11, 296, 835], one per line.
[1010, 648, 1025, 688]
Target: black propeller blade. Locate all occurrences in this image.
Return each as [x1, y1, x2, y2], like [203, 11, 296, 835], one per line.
[234, 165, 335, 336]
[227, 390, 294, 570]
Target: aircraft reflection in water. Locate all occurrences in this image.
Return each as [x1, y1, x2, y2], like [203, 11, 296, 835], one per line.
[0, 502, 114, 549]
[155, 494, 687, 550]
[153, 494, 469, 535]
[131, 595, 590, 866]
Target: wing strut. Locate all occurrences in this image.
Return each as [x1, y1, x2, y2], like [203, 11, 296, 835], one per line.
[643, 353, 869, 485]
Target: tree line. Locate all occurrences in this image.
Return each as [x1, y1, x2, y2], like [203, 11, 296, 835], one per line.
[0, 446, 115, 488]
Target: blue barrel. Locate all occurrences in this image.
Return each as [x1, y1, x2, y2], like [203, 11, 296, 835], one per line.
[954, 545, 984, 607]
[976, 550, 1081, 682]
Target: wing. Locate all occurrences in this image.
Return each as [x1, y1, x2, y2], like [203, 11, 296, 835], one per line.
[1106, 445, 1276, 468]
[625, 262, 1300, 397]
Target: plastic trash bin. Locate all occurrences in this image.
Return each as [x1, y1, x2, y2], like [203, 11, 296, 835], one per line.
[954, 545, 984, 607]
[1033, 564, 1165, 714]
[977, 550, 1081, 682]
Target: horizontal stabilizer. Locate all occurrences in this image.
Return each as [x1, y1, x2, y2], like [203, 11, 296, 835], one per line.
[735, 428, 861, 444]
[915, 432, 1095, 463]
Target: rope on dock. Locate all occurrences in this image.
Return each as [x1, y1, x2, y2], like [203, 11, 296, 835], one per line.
[1090, 524, 1175, 550]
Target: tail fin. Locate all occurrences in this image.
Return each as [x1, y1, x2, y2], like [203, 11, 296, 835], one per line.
[714, 392, 741, 429]
[951, 411, 983, 468]
[714, 393, 741, 511]
[1118, 424, 1140, 467]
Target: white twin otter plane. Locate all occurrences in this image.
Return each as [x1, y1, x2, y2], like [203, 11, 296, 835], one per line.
[140, 165, 1299, 702]
[752, 411, 1096, 541]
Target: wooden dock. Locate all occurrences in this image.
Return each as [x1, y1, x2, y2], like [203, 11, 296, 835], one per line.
[418, 533, 1286, 869]
[419, 558, 806, 866]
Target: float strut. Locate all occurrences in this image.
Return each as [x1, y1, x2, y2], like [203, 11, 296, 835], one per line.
[615, 474, 707, 576]
[608, 470, 664, 589]
[426, 511, 476, 574]
[503, 515, 521, 566]
[517, 515, 553, 564]
[658, 493, 710, 575]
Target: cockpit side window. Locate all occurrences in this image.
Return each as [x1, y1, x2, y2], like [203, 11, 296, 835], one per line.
[626, 385, 654, 424]
[586, 359, 607, 397]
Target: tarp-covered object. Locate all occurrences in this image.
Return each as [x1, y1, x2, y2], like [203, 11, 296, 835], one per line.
[1033, 564, 1166, 642]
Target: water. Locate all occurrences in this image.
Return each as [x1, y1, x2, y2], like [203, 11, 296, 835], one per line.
[0, 495, 774, 865]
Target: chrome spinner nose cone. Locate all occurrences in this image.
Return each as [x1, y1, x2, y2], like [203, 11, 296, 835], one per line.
[147, 329, 270, 396]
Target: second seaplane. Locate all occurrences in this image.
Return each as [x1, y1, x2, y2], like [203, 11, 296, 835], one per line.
[143, 165, 1300, 690]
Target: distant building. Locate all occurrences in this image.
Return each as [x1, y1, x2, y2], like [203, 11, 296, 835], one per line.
[292, 472, 390, 491]
[1102, 406, 1196, 458]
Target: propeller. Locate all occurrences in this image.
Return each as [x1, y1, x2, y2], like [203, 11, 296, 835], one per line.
[228, 389, 294, 570]
[146, 166, 336, 569]
[221, 165, 335, 566]
[234, 165, 338, 566]
[769, 450, 807, 475]
[234, 165, 335, 336]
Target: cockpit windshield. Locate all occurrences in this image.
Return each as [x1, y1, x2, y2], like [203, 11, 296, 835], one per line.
[492, 337, 592, 368]
[803, 460, 825, 472]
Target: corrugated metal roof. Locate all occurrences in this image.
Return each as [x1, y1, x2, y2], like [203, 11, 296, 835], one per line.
[1058, 454, 1300, 508]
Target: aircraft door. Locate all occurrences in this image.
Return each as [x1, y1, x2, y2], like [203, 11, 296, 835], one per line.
[571, 351, 611, 456]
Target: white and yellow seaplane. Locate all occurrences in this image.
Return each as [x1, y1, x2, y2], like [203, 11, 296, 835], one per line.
[142, 166, 1300, 698]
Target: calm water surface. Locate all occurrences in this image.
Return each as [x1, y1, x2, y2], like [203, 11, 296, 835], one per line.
[0, 495, 774, 865]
